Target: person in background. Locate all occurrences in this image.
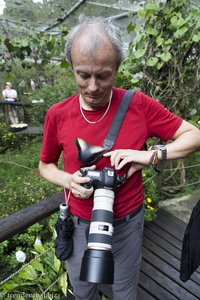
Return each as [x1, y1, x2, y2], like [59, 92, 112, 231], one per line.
[30, 79, 36, 91]
[2, 82, 19, 124]
[38, 17, 200, 300]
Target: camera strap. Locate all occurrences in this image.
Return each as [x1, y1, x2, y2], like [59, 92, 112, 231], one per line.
[103, 90, 136, 150]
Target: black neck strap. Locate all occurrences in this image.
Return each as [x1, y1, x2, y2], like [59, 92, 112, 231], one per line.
[103, 90, 136, 151]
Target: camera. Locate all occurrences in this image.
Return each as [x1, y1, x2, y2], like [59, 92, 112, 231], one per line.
[80, 167, 124, 190]
[75, 138, 125, 284]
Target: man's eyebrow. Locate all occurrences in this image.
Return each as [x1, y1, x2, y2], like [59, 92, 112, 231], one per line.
[76, 69, 112, 75]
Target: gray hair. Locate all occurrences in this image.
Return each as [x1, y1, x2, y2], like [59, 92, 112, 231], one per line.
[65, 16, 125, 70]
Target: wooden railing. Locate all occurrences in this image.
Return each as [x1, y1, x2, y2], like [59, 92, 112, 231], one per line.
[1, 191, 200, 299]
[0, 100, 33, 124]
[0, 193, 63, 243]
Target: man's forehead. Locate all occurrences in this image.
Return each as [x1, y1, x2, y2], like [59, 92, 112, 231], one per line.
[72, 28, 112, 51]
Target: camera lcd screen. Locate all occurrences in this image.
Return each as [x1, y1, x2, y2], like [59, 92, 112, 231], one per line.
[88, 171, 100, 178]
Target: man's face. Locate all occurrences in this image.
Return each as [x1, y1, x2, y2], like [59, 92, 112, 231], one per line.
[71, 34, 118, 109]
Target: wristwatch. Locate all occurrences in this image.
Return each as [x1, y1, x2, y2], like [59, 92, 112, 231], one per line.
[158, 146, 167, 160]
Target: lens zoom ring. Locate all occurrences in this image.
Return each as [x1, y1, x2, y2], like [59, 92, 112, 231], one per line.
[88, 233, 112, 244]
[92, 210, 113, 224]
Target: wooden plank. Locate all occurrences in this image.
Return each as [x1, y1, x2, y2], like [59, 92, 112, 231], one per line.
[13, 125, 43, 135]
[153, 217, 184, 241]
[143, 235, 181, 269]
[155, 211, 186, 235]
[0, 101, 32, 107]
[157, 208, 187, 230]
[140, 259, 199, 300]
[143, 235, 200, 285]
[144, 227, 181, 259]
[139, 272, 177, 300]
[145, 221, 182, 250]
[137, 286, 156, 300]
[142, 247, 200, 299]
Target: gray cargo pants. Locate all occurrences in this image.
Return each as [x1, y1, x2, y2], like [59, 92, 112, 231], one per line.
[66, 207, 144, 300]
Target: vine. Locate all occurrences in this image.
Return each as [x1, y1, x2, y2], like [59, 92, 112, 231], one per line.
[120, 0, 200, 117]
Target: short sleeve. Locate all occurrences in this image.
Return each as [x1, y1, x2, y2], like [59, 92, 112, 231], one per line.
[39, 111, 62, 163]
[141, 93, 183, 141]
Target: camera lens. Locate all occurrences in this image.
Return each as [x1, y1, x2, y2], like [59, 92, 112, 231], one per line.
[80, 188, 115, 284]
[88, 189, 114, 250]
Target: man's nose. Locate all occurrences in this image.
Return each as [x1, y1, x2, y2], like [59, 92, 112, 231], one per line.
[88, 77, 98, 91]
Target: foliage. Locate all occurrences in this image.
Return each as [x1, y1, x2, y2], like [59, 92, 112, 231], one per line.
[142, 167, 159, 222]
[0, 213, 57, 273]
[0, 137, 62, 218]
[0, 122, 18, 153]
[0, 21, 69, 74]
[0, 62, 78, 126]
[25, 70, 78, 125]
[0, 240, 68, 299]
[120, 0, 200, 117]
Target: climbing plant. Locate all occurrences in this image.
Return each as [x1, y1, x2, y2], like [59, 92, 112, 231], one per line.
[119, 0, 200, 118]
[0, 25, 69, 76]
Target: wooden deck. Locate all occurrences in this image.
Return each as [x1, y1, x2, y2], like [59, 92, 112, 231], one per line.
[138, 208, 200, 300]
[65, 208, 200, 300]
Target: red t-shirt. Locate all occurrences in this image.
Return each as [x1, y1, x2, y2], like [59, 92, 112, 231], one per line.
[40, 88, 182, 219]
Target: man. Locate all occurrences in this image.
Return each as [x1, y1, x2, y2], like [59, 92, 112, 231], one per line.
[39, 18, 200, 300]
[2, 82, 19, 124]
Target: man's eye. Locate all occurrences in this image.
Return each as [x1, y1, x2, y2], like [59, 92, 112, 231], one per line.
[97, 74, 110, 80]
[79, 73, 89, 79]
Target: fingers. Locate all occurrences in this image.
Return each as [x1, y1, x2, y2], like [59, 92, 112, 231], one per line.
[126, 163, 146, 178]
[104, 150, 133, 169]
[69, 167, 94, 198]
[104, 149, 151, 170]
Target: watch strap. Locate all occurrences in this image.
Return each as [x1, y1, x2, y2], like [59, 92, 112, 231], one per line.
[159, 146, 167, 160]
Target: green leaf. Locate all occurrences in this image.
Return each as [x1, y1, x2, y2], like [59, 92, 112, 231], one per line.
[54, 254, 61, 273]
[146, 57, 158, 67]
[0, 281, 19, 292]
[34, 244, 46, 253]
[146, 28, 158, 36]
[18, 80, 26, 88]
[131, 78, 140, 84]
[127, 22, 136, 33]
[156, 36, 164, 46]
[192, 33, 200, 42]
[170, 15, 179, 29]
[60, 60, 69, 68]
[174, 27, 188, 38]
[134, 48, 146, 59]
[21, 39, 29, 48]
[59, 272, 68, 296]
[156, 61, 164, 70]
[18, 265, 37, 281]
[138, 8, 146, 19]
[189, 109, 197, 116]
[164, 39, 173, 46]
[160, 52, 172, 62]
[146, 3, 159, 11]
[31, 260, 44, 273]
[170, 15, 188, 30]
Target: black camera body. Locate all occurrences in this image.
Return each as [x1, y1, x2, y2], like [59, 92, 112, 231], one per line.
[80, 167, 124, 191]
